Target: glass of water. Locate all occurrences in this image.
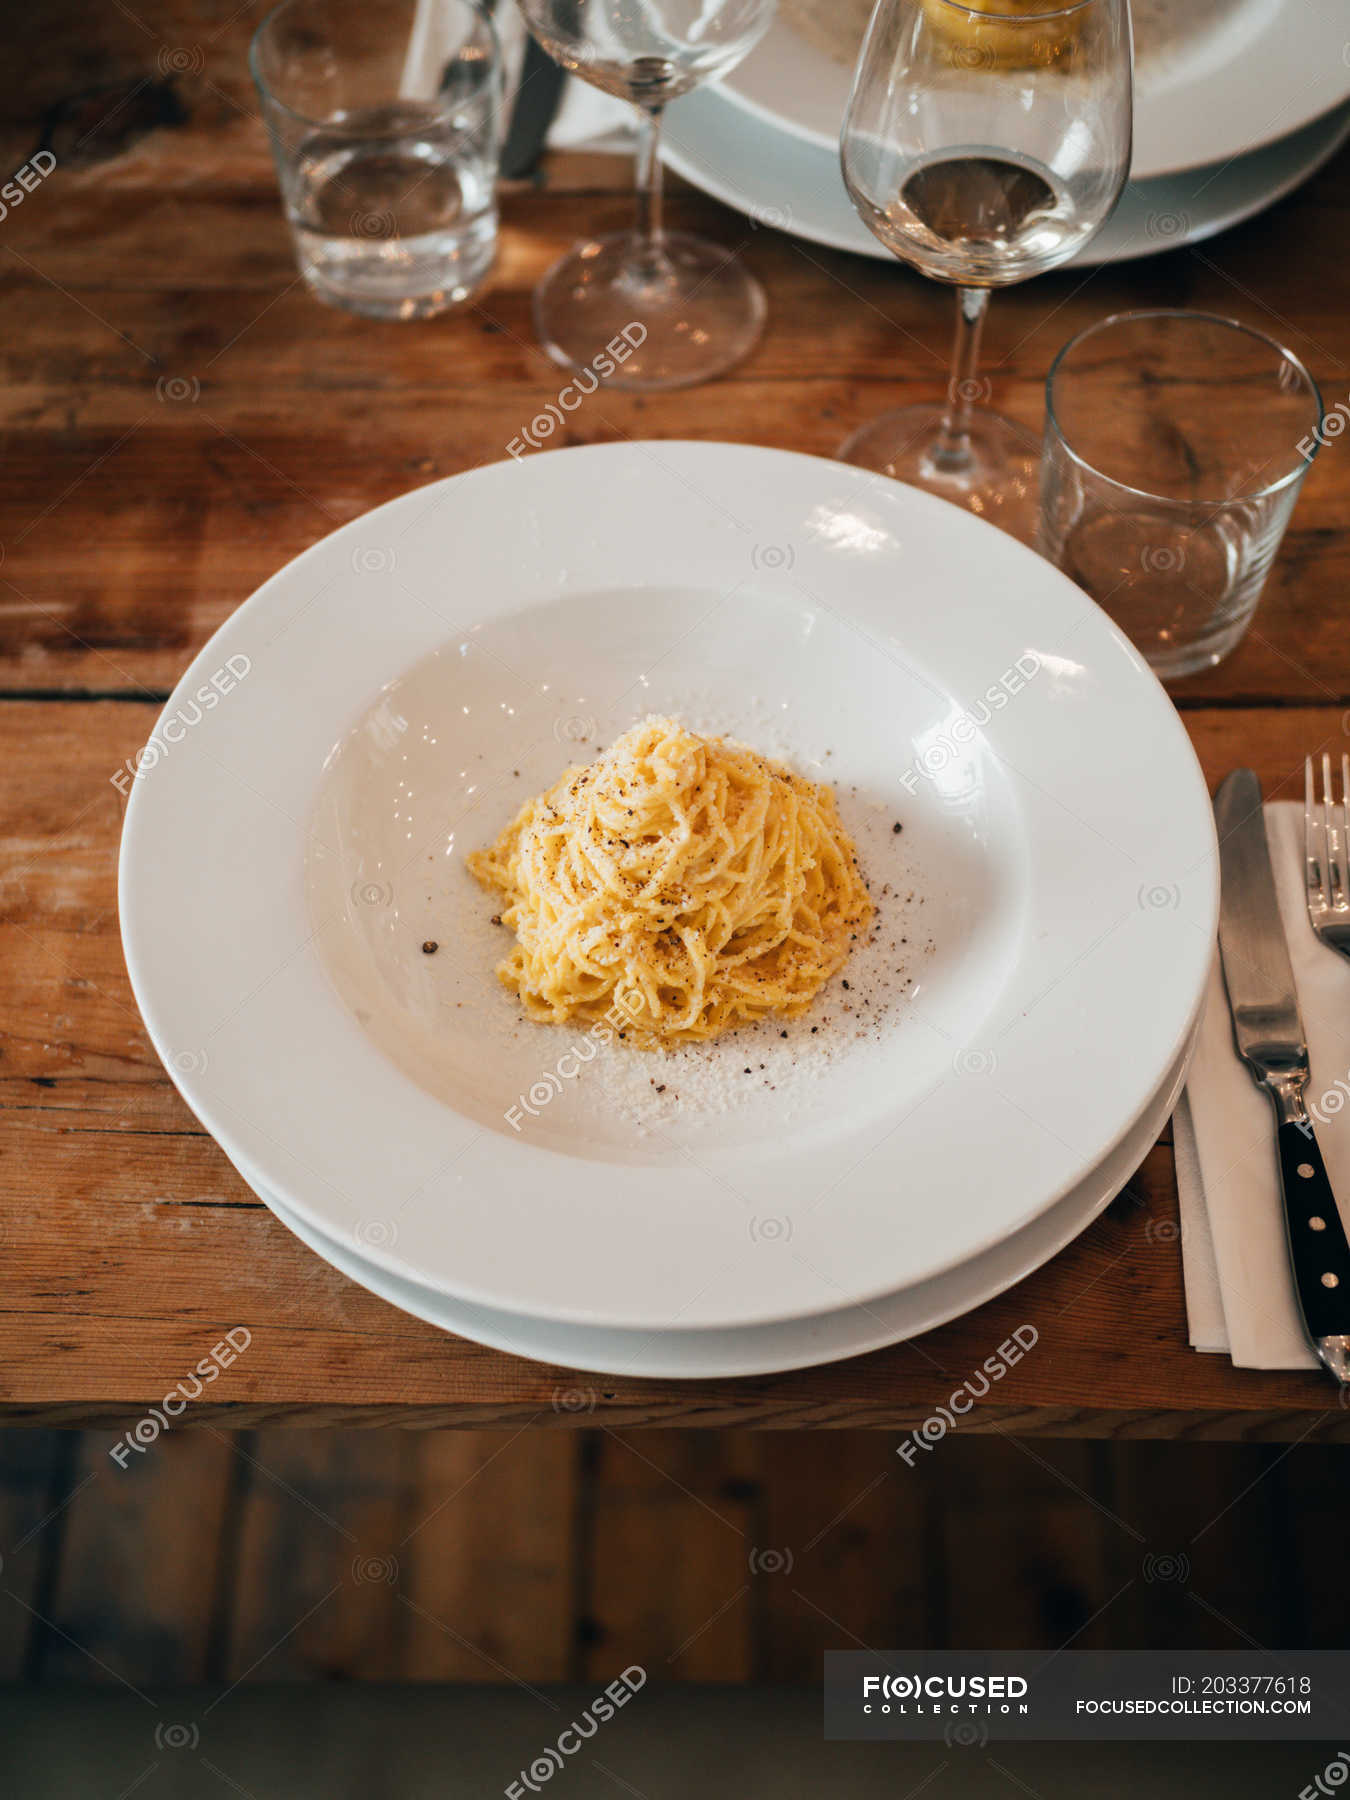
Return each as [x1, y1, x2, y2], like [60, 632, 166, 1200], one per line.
[251, 0, 501, 320]
[1040, 311, 1324, 680]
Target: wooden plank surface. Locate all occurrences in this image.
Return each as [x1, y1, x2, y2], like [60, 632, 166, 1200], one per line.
[396, 1429, 578, 1682]
[581, 1432, 759, 1680]
[225, 1429, 411, 1683]
[0, 1431, 76, 1680]
[1, 1426, 1321, 1684]
[754, 1431, 933, 1677]
[2, 0, 1350, 1431]
[37, 1430, 235, 1684]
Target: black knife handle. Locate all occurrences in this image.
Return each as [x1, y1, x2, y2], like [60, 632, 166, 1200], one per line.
[1277, 1120, 1350, 1342]
[500, 39, 567, 181]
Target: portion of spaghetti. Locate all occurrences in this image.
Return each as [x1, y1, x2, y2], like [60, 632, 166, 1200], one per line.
[467, 717, 873, 1045]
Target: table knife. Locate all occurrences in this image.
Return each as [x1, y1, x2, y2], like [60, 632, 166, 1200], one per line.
[500, 36, 568, 181]
[1214, 767, 1350, 1384]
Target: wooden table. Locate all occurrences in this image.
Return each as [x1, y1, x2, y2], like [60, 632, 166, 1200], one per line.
[4, 2, 1349, 1438]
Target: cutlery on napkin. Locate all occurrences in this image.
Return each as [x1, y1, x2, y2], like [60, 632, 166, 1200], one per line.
[1180, 799, 1350, 1371]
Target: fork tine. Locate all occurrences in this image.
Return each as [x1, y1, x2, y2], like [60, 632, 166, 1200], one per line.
[1325, 751, 1347, 913]
[1306, 754, 1326, 914]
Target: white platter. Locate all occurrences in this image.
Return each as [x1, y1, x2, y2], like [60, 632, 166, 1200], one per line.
[237, 1019, 1194, 1378]
[722, 0, 1350, 183]
[119, 442, 1216, 1334]
[662, 84, 1350, 268]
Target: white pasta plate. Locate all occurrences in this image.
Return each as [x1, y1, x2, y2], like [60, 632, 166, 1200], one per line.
[119, 442, 1216, 1333]
[721, 0, 1350, 184]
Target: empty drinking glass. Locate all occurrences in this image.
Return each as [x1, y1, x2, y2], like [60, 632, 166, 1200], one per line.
[1040, 310, 1325, 680]
[251, 0, 502, 320]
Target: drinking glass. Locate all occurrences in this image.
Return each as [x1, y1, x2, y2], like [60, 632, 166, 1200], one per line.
[516, 0, 776, 389]
[839, 0, 1132, 536]
[1040, 310, 1324, 680]
[251, 0, 502, 320]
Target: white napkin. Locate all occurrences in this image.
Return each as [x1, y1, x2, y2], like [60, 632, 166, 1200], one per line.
[547, 78, 632, 152]
[1177, 800, 1350, 1370]
[1173, 1090, 1229, 1353]
[400, 3, 626, 148]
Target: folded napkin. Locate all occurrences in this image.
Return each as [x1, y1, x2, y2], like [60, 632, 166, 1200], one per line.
[1177, 800, 1350, 1370]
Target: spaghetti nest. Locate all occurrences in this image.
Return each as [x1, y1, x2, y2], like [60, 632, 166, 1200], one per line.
[467, 717, 873, 1045]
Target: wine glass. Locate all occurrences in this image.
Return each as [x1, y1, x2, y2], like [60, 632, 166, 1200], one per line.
[839, 0, 1132, 536]
[516, 0, 776, 390]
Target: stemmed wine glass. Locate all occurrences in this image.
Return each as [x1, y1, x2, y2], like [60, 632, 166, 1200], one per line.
[839, 0, 1132, 536]
[516, 0, 776, 389]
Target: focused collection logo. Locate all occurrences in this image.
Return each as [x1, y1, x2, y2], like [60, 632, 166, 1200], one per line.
[861, 1673, 1030, 1717]
[827, 1651, 1342, 1742]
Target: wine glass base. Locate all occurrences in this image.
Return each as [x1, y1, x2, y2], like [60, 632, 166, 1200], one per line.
[533, 230, 766, 392]
[838, 404, 1042, 543]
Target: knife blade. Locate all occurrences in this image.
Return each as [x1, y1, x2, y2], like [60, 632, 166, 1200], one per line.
[1215, 767, 1350, 1384]
[500, 36, 567, 181]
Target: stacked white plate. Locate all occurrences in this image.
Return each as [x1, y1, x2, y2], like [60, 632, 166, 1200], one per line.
[120, 443, 1217, 1377]
[660, 0, 1350, 266]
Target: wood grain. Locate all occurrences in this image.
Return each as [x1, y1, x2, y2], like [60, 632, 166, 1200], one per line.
[581, 1432, 758, 1680]
[38, 1430, 235, 1685]
[934, 1439, 1114, 1650]
[4, 1426, 1325, 1683]
[755, 1432, 932, 1676]
[225, 1429, 411, 1682]
[0, 1431, 76, 1680]
[1100, 1439, 1301, 1653]
[397, 1429, 578, 1682]
[3, 0, 1350, 1432]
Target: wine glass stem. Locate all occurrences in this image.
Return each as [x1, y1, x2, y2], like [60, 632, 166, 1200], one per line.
[630, 101, 668, 280]
[931, 286, 991, 476]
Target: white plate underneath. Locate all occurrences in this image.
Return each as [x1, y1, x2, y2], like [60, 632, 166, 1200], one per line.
[662, 85, 1350, 267]
[234, 1024, 1194, 1380]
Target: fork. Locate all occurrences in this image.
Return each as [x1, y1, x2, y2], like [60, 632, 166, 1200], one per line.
[1304, 753, 1350, 957]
